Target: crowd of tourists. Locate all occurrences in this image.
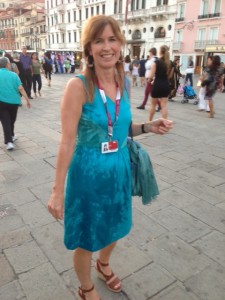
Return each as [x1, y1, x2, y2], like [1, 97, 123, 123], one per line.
[124, 51, 225, 119]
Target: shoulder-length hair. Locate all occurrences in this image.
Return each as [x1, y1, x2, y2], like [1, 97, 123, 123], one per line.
[210, 55, 221, 73]
[81, 15, 125, 102]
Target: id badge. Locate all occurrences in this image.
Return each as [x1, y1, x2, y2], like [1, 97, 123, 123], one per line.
[101, 141, 118, 154]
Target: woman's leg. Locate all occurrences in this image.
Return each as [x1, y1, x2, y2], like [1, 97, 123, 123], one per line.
[37, 74, 42, 94]
[98, 242, 117, 275]
[74, 248, 100, 299]
[208, 99, 214, 117]
[149, 98, 158, 121]
[32, 76, 37, 96]
[0, 102, 12, 144]
[160, 98, 168, 119]
[9, 105, 19, 139]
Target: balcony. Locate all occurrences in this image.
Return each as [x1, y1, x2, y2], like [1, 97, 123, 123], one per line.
[77, 0, 82, 7]
[173, 41, 183, 51]
[76, 20, 82, 28]
[57, 4, 66, 13]
[57, 23, 66, 31]
[194, 39, 218, 50]
[21, 32, 31, 37]
[151, 4, 177, 20]
[175, 17, 184, 22]
[198, 13, 220, 20]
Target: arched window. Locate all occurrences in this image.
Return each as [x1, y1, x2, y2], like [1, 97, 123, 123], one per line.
[155, 27, 166, 38]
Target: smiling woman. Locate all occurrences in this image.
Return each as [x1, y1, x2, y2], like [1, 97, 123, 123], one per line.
[47, 15, 173, 300]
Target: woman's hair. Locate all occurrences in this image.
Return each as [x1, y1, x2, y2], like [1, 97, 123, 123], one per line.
[160, 45, 170, 77]
[12, 52, 20, 60]
[210, 55, 221, 72]
[81, 15, 125, 101]
[31, 52, 38, 60]
[124, 55, 131, 63]
[149, 47, 157, 56]
[4, 53, 13, 63]
[45, 51, 51, 59]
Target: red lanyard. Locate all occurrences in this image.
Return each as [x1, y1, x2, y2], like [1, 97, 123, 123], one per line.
[97, 79, 121, 139]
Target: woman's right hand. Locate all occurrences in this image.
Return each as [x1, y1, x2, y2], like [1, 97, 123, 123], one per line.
[48, 189, 64, 220]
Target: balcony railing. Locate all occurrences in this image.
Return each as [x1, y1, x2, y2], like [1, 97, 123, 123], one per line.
[173, 41, 183, 51]
[57, 4, 66, 13]
[57, 23, 66, 31]
[151, 4, 177, 14]
[175, 17, 184, 22]
[76, 20, 82, 28]
[198, 12, 220, 19]
[194, 39, 218, 50]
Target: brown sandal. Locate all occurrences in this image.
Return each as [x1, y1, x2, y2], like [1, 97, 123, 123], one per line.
[78, 285, 100, 300]
[95, 259, 122, 293]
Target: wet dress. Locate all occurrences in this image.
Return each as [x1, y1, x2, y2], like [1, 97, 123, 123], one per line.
[64, 75, 132, 251]
[151, 59, 170, 98]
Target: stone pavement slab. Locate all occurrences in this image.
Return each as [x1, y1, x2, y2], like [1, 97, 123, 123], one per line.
[184, 263, 225, 300]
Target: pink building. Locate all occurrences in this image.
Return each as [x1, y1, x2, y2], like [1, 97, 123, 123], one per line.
[173, 0, 225, 74]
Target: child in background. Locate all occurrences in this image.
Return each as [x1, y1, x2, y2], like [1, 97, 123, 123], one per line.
[132, 63, 139, 87]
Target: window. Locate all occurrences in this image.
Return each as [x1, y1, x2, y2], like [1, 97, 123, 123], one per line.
[74, 11, 76, 21]
[52, 34, 54, 44]
[74, 31, 77, 42]
[200, 0, 209, 15]
[175, 30, 183, 42]
[79, 10, 81, 20]
[91, 7, 94, 16]
[198, 28, 206, 40]
[51, 16, 54, 26]
[86, 8, 88, 18]
[213, 0, 221, 13]
[114, 0, 117, 14]
[157, 0, 168, 5]
[62, 14, 64, 23]
[68, 12, 70, 23]
[209, 27, 218, 41]
[68, 32, 71, 43]
[56, 33, 59, 43]
[62, 33, 65, 43]
[177, 3, 185, 18]
[142, 0, 146, 9]
[96, 6, 99, 14]
[102, 4, 105, 14]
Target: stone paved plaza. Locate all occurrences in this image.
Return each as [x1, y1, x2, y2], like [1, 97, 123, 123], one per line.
[0, 73, 225, 300]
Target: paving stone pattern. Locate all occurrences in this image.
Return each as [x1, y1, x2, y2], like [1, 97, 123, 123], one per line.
[0, 73, 225, 300]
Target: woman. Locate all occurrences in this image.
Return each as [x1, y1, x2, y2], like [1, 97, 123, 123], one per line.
[149, 45, 171, 121]
[47, 15, 173, 300]
[4, 53, 19, 75]
[0, 57, 31, 150]
[168, 58, 183, 101]
[123, 54, 131, 76]
[31, 53, 42, 97]
[42, 51, 53, 86]
[201, 55, 223, 118]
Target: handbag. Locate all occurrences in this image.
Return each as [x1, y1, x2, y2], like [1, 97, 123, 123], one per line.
[127, 124, 159, 205]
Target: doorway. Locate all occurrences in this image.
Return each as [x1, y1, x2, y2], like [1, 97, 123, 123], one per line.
[132, 44, 141, 58]
[195, 55, 202, 74]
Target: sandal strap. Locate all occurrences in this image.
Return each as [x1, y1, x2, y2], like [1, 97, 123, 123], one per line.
[97, 259, 109, 267]
[79, 285, 94, 294]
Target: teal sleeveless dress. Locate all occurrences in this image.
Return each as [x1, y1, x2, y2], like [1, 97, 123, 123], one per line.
[64, 75, 132, 251]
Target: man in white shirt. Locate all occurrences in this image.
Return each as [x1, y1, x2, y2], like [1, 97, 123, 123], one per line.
[137, 48, 157, 109]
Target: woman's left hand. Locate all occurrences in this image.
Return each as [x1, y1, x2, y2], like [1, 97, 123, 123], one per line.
[150, 119, 173, 135]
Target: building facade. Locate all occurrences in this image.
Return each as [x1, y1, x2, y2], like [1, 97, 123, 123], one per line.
[173, 0, 225, 74]
[45, 0, 177, 58]
[0, 0, 46, 51]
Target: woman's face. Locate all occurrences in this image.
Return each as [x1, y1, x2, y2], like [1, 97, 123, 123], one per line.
[89, 24, 121, 70]
[32, 53, 37, 60]
[207, 58, 212, 66]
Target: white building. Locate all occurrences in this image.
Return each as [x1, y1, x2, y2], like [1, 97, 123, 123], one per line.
[45, 0, 177, 58]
